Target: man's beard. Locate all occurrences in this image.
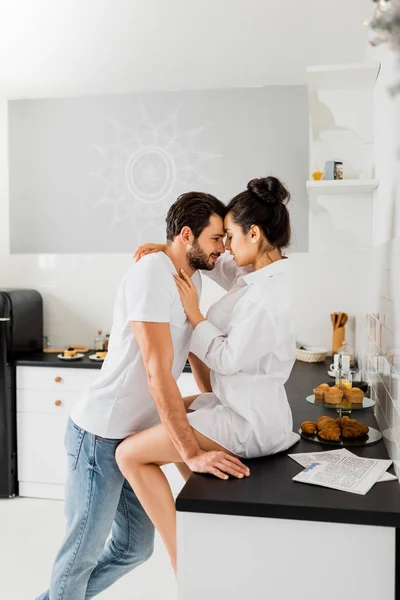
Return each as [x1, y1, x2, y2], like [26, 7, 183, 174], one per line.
[187, 239, 219, 271]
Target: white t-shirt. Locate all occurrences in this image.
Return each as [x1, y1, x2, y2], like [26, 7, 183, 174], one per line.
[70, 253, 201, 438]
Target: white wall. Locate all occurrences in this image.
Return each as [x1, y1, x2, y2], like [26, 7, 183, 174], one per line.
[0, 0, 370, 97]
[357, 48, 400, 480]
[0, 84, 362, 352]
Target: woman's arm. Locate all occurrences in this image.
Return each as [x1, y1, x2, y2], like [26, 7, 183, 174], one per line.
[190, 302, 275, 377]
[133, 242, 253, 291]
[201, 251, 253, 291]
[187, 352, 212, 393]
[174, 271, 274, 377]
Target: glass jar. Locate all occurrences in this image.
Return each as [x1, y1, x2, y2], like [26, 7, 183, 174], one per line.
[94, 329, 105, 351]
[335, 355, 352, 390]
[338, 340, 354, 366]
[104, 334, 110, 352]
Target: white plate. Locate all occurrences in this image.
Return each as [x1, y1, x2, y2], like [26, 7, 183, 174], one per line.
[328, 369, 359, 378]
[57, 353, 84, 361]
[89, 354, 105, 361]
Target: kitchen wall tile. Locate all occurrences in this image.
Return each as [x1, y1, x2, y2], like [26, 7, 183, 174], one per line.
[391, 366, 400, 407]
[359, 233, 400, 482]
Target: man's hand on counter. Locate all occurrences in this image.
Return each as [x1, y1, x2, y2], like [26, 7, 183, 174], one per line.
[186, 450, 250, 480]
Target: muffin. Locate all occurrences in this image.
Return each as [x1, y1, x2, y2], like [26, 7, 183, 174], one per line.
[324, 386, 344, 405]
[313, 383, 330, 400]
[64, 348, 77, 358]
[343, 387, 365, 404]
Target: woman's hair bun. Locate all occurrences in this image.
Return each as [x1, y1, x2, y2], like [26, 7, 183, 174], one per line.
[247, 176, 290, 205]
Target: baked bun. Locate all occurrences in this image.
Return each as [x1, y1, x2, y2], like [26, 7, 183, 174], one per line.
[324, 386, 344, 405]
[313, 383, 330, 400]
[64, 349, 77, 358]
[343, 387, 365, 403]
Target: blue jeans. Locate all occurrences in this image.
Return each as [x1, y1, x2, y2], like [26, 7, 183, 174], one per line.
[36, 419, 155, 600]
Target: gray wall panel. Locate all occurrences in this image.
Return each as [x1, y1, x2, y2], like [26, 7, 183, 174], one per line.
[9, 87, 308, 253]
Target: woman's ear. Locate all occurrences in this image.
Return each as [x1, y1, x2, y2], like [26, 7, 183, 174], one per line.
[249, 225, 261, 244]
[180, 226, 194, 246]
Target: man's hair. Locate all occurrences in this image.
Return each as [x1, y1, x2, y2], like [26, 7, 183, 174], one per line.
[166, 192, 226, 242]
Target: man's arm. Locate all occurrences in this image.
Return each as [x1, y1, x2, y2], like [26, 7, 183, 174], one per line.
[188, 352, 212, 393]
[131, 321, 249, 479]
[131, 321, 200, 461]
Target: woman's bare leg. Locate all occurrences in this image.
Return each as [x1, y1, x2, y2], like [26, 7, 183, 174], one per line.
[183, 394, 199, 412]
[175, 462, 192, 481]
[115, 423, 237, 575]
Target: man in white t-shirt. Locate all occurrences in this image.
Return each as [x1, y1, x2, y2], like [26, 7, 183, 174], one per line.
[37, 192, 248, 600]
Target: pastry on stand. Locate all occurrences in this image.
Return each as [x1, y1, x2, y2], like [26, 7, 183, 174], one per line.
[300, 416, 381, 447]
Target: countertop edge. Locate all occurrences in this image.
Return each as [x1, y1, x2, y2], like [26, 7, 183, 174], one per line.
[14, 354, 192, 373]
[175, 497, 400, 529]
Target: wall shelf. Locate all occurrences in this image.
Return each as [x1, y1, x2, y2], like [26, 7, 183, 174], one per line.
[306, 63, 381, 91]
[306, 179, 379, 196]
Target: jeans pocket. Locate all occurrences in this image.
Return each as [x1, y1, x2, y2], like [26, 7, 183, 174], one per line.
[64, 419, 85, 471]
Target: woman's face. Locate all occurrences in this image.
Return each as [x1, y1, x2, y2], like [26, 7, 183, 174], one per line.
[224, 212, 259, 267]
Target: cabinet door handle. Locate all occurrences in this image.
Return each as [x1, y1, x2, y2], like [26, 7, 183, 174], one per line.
[55, 400, 62, 407]
[55, 376, 62, 383]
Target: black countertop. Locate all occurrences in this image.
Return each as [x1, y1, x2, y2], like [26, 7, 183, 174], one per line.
[15, 351, 192, 373]
[176, 359, 400, 528]
[16, 351, 103, 369]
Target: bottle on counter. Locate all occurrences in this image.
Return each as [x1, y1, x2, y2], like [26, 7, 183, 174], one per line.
[104, 333, 110, 352]
[94, 329, 105, 351]
[335, 354, 352, 391]
[338, 340, 354, 367]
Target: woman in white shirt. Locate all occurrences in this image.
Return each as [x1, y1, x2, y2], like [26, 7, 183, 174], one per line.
[116, 176, 299, 574]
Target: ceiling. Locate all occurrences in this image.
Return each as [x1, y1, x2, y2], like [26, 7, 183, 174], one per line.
[0, 0, 373, 98]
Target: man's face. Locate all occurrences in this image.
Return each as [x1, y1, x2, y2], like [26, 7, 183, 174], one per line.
[187, 214, 225, 271]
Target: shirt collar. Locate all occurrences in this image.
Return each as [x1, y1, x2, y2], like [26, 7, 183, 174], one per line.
[242, 257, 291, 286]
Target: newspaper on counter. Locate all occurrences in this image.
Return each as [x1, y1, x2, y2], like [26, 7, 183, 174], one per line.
[290, 449, 393, 495]
[288, 448, 396, 483]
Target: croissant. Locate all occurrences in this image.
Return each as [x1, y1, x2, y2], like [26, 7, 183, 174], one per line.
[322, 421, 341, 431]
[316, 417, 336, 431]
[318, 428, 341, 442]
[336, 416, 352, 427]
[342, 423, 369, 438]
[301, 421, 316, 435]
[311, 414, 369, 441]
[342, 425, 362, 438]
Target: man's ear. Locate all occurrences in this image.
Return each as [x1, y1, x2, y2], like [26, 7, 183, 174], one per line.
[180, 226, 195, 246]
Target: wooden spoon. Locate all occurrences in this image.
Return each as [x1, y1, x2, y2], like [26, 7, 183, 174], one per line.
[334, 312, 339, 329]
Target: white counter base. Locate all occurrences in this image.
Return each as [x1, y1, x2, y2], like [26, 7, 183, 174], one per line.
[177, 511, 395, 600]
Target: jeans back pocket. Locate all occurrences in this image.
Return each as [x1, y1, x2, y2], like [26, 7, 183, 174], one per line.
[64, 419, 85, 471]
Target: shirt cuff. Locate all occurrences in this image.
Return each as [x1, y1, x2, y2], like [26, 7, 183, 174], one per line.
[190, 319, 223, 361]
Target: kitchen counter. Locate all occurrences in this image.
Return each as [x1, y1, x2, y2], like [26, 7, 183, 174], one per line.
[176, 359, 400, 528]
[15, 351, 192, 373]
[176, 359, 400, 600]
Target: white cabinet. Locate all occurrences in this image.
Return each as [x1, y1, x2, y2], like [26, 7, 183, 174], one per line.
[16, 366, 99, 500]
[16, 366, 197, 500]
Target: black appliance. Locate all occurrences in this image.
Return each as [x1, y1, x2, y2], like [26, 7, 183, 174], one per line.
[0, 290, 43, 497]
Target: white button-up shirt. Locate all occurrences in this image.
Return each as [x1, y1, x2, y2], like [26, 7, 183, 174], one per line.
[188, 253, 299, 458]
[71, 253, 201, 438]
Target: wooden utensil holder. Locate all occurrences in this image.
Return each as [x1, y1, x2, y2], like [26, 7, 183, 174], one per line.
[332, 327, 345, 355]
